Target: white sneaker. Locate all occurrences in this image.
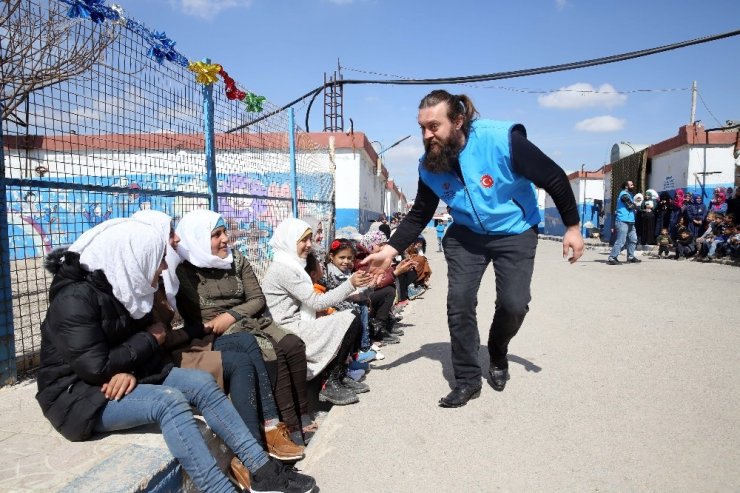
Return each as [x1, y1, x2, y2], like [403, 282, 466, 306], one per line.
[370, 343, 382, 352]
[374, 351, 386, 360]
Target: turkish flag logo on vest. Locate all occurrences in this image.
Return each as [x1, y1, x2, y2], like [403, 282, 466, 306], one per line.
[480, 174, 494, 188]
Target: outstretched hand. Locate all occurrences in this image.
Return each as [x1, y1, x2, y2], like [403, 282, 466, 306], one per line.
[563, 226, 584, 264]
[359, 244, 398, 285]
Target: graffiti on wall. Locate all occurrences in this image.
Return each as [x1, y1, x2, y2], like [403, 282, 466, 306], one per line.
[6, 171, 333, 261]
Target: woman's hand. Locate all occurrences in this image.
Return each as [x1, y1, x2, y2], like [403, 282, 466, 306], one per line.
[101, 373, 137, 401]
[205, 312, 237, 335]
[147, 322, 167, 346]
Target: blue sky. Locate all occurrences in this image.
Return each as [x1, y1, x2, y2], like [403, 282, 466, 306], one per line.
[116, 0, 739, 198]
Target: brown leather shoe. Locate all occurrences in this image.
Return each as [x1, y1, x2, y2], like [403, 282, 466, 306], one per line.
[265, 423, 305, 461]
[229, 457, 250, 491]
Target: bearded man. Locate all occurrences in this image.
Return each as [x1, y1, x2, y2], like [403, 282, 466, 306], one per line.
[362, 90, 584, 408]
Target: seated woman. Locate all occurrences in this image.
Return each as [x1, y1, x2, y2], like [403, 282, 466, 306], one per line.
[173, 210, 315, 447]
[133, 210, 304, 462]
[261, 218, 370, 406]
[35, 220, 315, 493]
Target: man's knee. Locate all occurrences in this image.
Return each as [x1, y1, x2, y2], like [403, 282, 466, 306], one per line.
[495, 297, 530, 319]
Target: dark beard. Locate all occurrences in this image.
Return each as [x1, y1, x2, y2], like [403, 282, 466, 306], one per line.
[422, 137, 463, 173]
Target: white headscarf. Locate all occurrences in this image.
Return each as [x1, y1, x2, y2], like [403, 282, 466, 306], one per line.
[132, 210, 181, 308]
[176, 209, 233, 270]
[69, 220, 165, 319]
[269, 217, 315, 321]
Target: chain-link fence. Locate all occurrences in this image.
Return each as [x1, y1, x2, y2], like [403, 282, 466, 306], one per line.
[0, 0, 334, 382]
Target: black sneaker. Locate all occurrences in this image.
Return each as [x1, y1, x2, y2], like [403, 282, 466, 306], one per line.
[251, 459, 316, 493]
[606, 257, 621, 265]
[627, 256, 642, 263]
[318, 378, 359, 405]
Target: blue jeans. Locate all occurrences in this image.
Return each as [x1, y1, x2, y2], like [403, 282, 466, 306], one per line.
[94, 367, 268, 493]
[358, 304, 371, 351]
[609, 220, 637, 259]
[214, 332, 279, 442]
[443, 224, 538, 386]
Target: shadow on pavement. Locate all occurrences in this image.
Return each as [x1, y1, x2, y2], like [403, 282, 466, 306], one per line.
[373, 342, 542, 388]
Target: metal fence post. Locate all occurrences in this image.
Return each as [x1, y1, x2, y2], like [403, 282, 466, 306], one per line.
[203, 58, 218, 212]
[0, 104, 18, 385]
[288, 108, 298, 218]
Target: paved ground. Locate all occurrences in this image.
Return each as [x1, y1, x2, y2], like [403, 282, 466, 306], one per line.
[300, 237, 740, 493]
[0, 236, 737, 492]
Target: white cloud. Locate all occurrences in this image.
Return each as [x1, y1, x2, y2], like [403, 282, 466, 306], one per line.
[173, 0, 252, 20]
[538, 83, 627, 109]
[574, 115, 626, 133]
[555, 0, 568, 9]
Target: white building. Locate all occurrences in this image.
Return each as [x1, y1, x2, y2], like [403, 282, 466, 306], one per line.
[543, 169, 604, 237]
[306, 132, 407, 233]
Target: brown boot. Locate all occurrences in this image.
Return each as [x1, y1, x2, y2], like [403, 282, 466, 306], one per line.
[229, 457, 250, 491]
[265, 422, 305, 461]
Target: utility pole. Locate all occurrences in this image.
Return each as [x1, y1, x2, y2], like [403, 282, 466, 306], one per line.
[323, 59, 344, 132]
[690, 80, 697, 124]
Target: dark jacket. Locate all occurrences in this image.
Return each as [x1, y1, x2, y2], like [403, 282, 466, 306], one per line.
[35, 249, 170, 442]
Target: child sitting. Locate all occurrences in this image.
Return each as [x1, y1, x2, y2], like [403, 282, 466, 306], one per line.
[674, 228, 697, 260]
[322, 239, 378, 363]
[655, 228, 672, 258]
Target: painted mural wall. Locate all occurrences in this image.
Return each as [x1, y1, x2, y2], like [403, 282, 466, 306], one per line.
[5, 147, 336, 263]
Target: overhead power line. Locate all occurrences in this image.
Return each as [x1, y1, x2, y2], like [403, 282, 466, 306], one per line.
[226, 28, 740, 133]
[341, 66, 690, 95]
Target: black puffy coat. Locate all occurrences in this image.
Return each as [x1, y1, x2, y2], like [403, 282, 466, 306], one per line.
[35, 249, 171, 442]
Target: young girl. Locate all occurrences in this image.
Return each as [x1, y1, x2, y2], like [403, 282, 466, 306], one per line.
[36, 220, 315, 493]
[174, 210, 315, 448]
[324, 239, 377, 362]
[261, 218, 371, 406]
[355, 232, 406, 344]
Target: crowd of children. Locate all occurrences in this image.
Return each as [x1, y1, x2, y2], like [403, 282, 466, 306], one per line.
[640, 186, 740, 262]
[309, 229, 432, 375]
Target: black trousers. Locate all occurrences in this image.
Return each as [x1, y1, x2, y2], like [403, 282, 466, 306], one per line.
[324, 315, 362, 377]
[369, 285, 396, 321]
[271, 334, 308, 431]
[443, 224, 538, 387]
[396, 270, 418, 302]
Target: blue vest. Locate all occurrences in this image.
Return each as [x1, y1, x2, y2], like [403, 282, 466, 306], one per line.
[418, 120, 540, 235]
[615, 190, 635, 223]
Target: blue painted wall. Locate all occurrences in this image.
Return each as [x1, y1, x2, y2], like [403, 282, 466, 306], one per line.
[336, 207, 384, 234]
